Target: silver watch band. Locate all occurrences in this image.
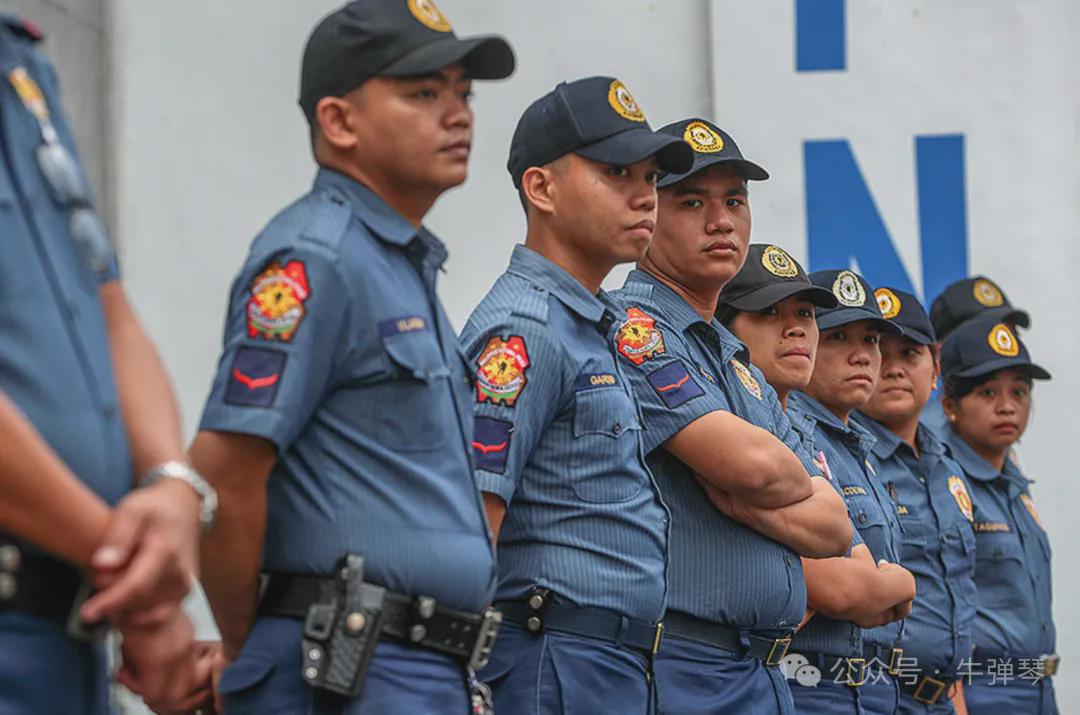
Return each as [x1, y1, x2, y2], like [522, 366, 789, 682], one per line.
[140, 460, 217, 532]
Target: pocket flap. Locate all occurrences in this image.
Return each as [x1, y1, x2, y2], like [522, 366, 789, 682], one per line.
[218, 651, 277, 695]
[381, 331, 450, 382]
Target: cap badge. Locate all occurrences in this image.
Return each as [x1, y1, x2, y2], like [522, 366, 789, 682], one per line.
[948, 476, 974, 522]
[875, 288, 901, 320]
[761, 245, 798, 278]
[832, 270, 865, 307]
[987, 323, 1019, 357]
[683, 121, 724, 154]
[972, 278, 1004, 307]
[407, 0, 452, 32]
[607, 80, 646, 123]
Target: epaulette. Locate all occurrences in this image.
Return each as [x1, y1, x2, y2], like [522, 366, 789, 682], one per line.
[510, 283, 550, 324]
[619, 280, 653, 300]
[2, 16, 44, 43]
[298, 188, 351, 253]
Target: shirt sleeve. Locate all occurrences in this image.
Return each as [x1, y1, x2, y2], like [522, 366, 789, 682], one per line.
[461, 317, 565, 506]
[199, 244, 349, 452]
[613, 307, 729, 455]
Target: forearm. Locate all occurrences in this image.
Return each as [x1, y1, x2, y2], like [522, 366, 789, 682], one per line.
[0, 391, 110, 564]
[735, 486, 850, 557]
[100, 283, 185, 477]
[804, 549, 915, 624]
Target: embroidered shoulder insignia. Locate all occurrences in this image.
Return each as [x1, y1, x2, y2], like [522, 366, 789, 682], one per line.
[616, 307, 666, 365]
[1021, 493, 1043, 528]
[247, 260, 310, 342]
[475, 335, 530, 407]
[730, 359, 762, 400]
[948, 475, 975, 522]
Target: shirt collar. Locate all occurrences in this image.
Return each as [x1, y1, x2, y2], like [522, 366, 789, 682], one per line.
[790, 392, 877, 456]
[944, 426, 1028, 487]
[852, 412, 905, 460]
[507, 245, 608, 323]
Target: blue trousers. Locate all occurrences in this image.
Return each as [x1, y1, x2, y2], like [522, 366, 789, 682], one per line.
[219, 616, 471, 714]
[654, 634, 795, 714]
[963, 671, 1058, 715]
[859, 672, 898, 715]
[479, 622, 652, 715]
[0, 611, 110, 714]
[790, 675, 862, 713]
[897, 690, 955, 714]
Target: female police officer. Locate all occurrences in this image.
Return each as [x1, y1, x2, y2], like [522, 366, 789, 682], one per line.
[854, 288, 978, 714]
[939, 317, 1057, 714]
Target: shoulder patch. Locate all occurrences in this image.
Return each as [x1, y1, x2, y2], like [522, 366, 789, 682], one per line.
[475, 335, 530, 407]
[948, 475, 974, 522]
[225, 347, 286, 407]
[1020, 493, 1043, 528]
[616, 307, 666, 365]
[473, 416, 512, 474]
[729, 359, 763, 400]
[646, 360, 704, 409]
[247, 259, 311, 342]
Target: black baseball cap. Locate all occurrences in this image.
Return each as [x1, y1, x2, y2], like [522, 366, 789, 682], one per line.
[810, 269, 903, 335]
[656, 118, 769, 188]
[940, 316, 1050, 381]
[929, 275, 1030, 340]
[718, 244, 837, 316]
[299, 0, 515, 122]
[873, 287, 935, 345]
[506, 76, 694, 188]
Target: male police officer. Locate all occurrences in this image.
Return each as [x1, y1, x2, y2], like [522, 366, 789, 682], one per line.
[190, 2, 514, 712]
[610, 118, 851, 714]
[0, 13, 213, 713]
[461, 76, 691, 713]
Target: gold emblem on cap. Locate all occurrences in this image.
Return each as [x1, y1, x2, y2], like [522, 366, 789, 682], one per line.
[683, 120, 724, 154]
[761, 245, 797, 278]
[875, 288, 901, 320]
[407, 0, 452, 32]
[607, 80, 646, 122]
[832, 270, 865, 307]
[972, 278, 1004, 307]
[987, 322, 1019, 357]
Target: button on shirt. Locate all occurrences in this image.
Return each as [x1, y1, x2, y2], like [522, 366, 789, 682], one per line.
[945, 427, 1055, 659]
[200, 169, 493, 612]
[0, 20, 129, 506]
[608, 270, 806, 630]
[855, 415, 977, 677]
[788, 392, 903, 654]
[461, 247, 669, 623]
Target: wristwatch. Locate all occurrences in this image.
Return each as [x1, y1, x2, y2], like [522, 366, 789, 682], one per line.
[140, 460, 218, 532]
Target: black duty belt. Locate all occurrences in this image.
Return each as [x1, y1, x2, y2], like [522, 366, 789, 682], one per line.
[789, 651, 869, 687]
[896, 673, 955, 705]
[663, 610, 792, 666]
[259, 572, 501, 671]
[497, 589, 663, 656]
[862, 642, 906, 675]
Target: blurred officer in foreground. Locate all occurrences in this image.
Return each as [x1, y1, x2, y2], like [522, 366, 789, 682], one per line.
[0, 12, 213, 713]
[923, 276, 1030, 435]
[610, 122, 850, 714]
[720, 249, 917, 714]
[188, 1, 514, 712]
[939, 319, 1057, 714]
[786, 269, 915, 714]
[855, 288, 977, 714]
[460, 76, 691, 713]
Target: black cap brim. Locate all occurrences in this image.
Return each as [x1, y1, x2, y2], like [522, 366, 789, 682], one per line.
[658, 156, 769, 188]
[576, 129, 694, 174]
[380, 35, 515, 80]
[817, 308, 903, 335]
[895, 327, 936, 346]
[724, 283, 839, 312]
[976, 305, 1032, 330]
[949, 356, 1051, 381]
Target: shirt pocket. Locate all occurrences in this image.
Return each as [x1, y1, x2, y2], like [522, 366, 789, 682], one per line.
[974, 534, 1026, 608]
[570, 386, 645, 503]
[898, 518, 932, 563]
[374, 329, 452, 452]
[846, 491, 891, 560]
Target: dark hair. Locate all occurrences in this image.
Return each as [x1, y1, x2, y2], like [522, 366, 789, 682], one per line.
[716, 304, 739, 327]
[943, 369, 1034, 401]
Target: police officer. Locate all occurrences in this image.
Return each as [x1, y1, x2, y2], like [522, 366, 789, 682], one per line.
[854, 288, 978, 713]
[610, 121, 851, 715]
[938, 318, 1057, 714]
[461, 77, 691, 712]
[189, 2, 514, 711]
[786, 269, 915, 713]
[923, 276, 1031, 434]
[0, 12, 213, 713]
[719, 250, 919, 714]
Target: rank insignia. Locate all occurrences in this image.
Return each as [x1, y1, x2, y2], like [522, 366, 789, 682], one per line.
[646, 360, 704, 409]
[247, 260, 310, 342]
[473, 416, 512, 474]
[475, 335, 530, 407]
[948, 475, 974, 522]
[616, 308, 666, 365]
[225, 347, 286, 407]
[730, 359, 762, 400]
[1021, 493, 1043, 528]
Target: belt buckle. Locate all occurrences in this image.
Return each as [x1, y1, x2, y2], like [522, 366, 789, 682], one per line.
[1043, 654, 1060, 677]
[913, 676, 946, 705]
[846, 658, 867, 687]
[65, 581, 107, 644]
[888, 647, 904, 675]
[651, 623, 664, 655]
[765, 637, 791, 667]
[468, 608, 503, 671]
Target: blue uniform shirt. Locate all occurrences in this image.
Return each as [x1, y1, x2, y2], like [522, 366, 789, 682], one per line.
[788, 392, 903, 655]
[608, 270, 806, 630]
[461, 247, 669, 623]
[200, 169, 494, 612]
[944, 427, 1055, 659]
[0, 18, 129, 506]
[854, 415, 977, 677]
